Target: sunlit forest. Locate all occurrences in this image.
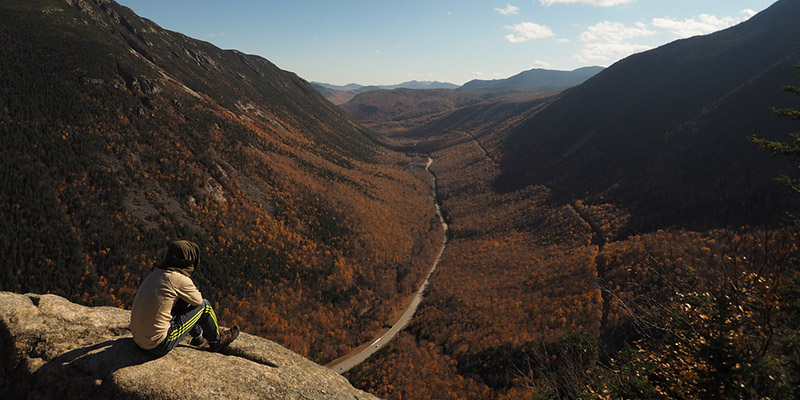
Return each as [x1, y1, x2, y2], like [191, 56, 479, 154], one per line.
[0, 0, 442, 364]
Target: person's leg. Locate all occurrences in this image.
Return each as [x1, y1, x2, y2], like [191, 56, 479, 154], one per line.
[192, 299, 239, 352]
[194, 299, 221, 342]
[189, 324, 203, 338]
[146, 299, 220, 356]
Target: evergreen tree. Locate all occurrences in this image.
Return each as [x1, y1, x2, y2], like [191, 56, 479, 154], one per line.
[750, 63, 800, 191]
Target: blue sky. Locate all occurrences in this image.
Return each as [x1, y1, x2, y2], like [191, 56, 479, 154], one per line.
[116, 0, 777, 86]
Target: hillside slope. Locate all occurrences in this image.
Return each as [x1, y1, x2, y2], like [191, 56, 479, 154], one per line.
[309, 83, 357, 105]
[340, 89, 488, 131]
[342, 1, 800, 398]
[0, 0, 439, 364]
[341, 89, 556, 136]
[498, 0, 800, 230]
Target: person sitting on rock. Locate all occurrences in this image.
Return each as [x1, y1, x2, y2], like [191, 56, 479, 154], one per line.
[130, 240, 239, 356]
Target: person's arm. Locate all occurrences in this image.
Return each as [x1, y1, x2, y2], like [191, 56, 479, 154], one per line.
[174, 274, 203, 306]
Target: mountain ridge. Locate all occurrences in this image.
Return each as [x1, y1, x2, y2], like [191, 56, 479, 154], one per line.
[313, 80, 459, 92]
[311, 81, 460, 105]
[492, 0, 800, 230]
[458, 66, 604, 92]
[314, 67, 600, 105]
[334, 66, 604, 133]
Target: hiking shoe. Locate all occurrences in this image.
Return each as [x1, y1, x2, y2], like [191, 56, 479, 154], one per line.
[189, 336, 207, 348]
[209, 325, 239, 352]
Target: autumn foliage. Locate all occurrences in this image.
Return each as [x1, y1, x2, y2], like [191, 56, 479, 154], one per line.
[0, 0, 441, 365]
[346, 120, 799, 398]
[3, 2, 800, 399]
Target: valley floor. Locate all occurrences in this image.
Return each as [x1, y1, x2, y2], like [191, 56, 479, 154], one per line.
[327, 157, 449, 373]
[343, 129, 800, 399]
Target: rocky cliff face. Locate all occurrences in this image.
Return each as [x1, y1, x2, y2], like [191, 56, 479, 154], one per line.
[0, 291, 378, 400]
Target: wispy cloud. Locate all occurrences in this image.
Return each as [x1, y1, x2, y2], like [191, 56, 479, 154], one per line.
[206, 32, 230, 38]
[531, 60, 551, 68]
[539, 0, 635, 7]
[573, 7, 757, 65]
[651, 11, 751, 39]
[470, 71, 505, 78]
[579, 21, 654, 42]
[495, 3, 519, 15]
[505, 22, 555, 43]
[576, 21, 653, 63]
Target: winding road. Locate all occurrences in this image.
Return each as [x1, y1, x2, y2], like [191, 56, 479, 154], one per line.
[326, 157, 449, 374]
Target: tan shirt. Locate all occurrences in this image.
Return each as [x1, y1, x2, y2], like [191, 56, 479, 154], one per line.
[129, 269, 203, 350]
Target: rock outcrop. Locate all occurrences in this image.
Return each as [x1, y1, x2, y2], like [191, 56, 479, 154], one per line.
[0, 291, 378, 400]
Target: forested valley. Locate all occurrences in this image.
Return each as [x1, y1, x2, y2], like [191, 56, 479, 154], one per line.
[3, 0, 800, 399]
[343, 1, 800, 397]
[347, 129, 800, 399]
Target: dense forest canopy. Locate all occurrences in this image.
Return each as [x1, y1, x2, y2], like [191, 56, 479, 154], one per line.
[0, 0, 440, 364]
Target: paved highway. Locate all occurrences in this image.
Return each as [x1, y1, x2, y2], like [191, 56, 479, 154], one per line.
[327, 157, 448, 373]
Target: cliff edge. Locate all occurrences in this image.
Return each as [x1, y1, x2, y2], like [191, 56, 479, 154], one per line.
[0, 291, 378, 399]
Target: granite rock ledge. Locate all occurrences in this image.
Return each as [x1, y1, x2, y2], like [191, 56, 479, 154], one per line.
[0, 291, 378, 400]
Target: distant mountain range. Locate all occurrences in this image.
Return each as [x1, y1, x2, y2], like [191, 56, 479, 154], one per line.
[459, 66, 604, 92]
[314, 67, 603, 105]
[314, 80, 460, 92]
[334, 67, 604, 129]
[311, 81, 459, 105]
